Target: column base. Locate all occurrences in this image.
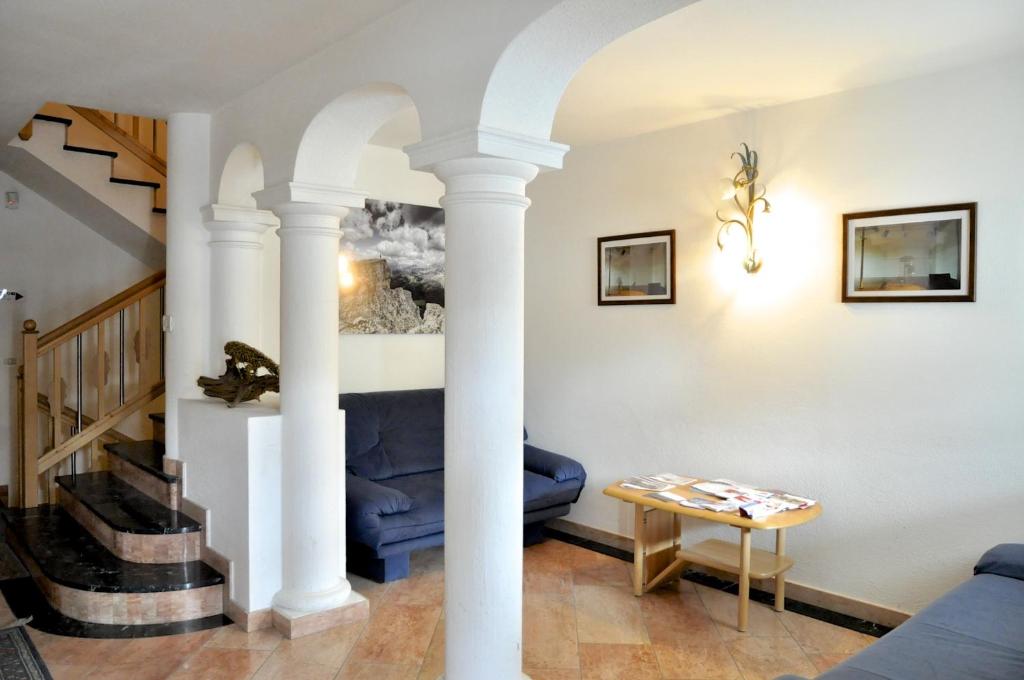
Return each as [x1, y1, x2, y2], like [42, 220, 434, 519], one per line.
[272, 590, 368, 639]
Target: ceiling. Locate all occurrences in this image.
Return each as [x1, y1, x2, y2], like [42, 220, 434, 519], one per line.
[0, 0, 412, 134]
[551, 0, 1024, 146]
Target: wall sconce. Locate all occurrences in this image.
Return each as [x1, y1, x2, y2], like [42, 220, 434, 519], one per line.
[716, 143, 770, 273]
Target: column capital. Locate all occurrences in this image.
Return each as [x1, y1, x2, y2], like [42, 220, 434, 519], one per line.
[405, 126, 569, 174]
[253, 181, 367, 213]
[202, 203, 278, 248]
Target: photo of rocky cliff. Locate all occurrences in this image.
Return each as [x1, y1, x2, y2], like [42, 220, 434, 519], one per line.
[338, 200, 445, 334]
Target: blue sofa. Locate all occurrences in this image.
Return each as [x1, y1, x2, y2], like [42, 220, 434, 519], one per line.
[340, 388, 587, 582]
[778, 544, 1024, 679]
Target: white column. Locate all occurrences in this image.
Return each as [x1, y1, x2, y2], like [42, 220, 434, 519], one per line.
[164, 113, 211, 459]
[408, 128, 566, 680]
[435, 157, 539, 680]
[202, 204, 277, 364]
[255, 183, 366, 619]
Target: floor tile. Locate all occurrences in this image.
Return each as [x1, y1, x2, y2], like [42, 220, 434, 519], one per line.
[384, 570, 444, 607]
[525, 670, 581, 680]
[653, 642, 741, 679]
[337, 661, 421, 680]
[575, 585, 649, 645]
[779, 610, 877, 655]
[524, 567, 574, 596]
[639, 587, 721, 645]
[48, 664, 97, 680]
[268, 619, 365, 670]
[102, 630, 216, 669]
[417, 617, 445, 680]
[577, 643, 660, 680]
[85, 662, 178, 680]
[250, 653, 338, 680]
[348, 573, 393, 614]
[205, 624, 283, 651]
[725, 636, 817, 680]
[571, 550, 631, 587]
[347, 603, 441, 665]
[523, 592, 578, 670]
[696, 585, 790, 640]
[36, 634, 119, 666]
[808, 651, 854, 673]
[168, 647, 271, 680]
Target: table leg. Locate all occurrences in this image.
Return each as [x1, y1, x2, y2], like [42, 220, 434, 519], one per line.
[774, 528, 787, 612]
[632, 504, 645, 596]
[738, 527, 751, 632]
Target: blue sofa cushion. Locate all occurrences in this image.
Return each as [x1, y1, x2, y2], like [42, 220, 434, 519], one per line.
[346, 441, 393, 481]
[975, 543, 1024, 581]
[524, 444, 586, 483]
[340, 389, 445, 480]
[347, 469, 586, 550]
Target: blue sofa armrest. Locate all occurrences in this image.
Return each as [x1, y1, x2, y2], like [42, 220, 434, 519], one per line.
[346, 473, 414, 516]
[523, 444, 586, 483]
[975, 543, 1024, 581]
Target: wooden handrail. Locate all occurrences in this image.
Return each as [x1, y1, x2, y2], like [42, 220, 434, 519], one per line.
[38, 271, 165, 353]
[69, 106, 166, 176]
[36, 393, 133, 444]
[37, 382, 164, 474]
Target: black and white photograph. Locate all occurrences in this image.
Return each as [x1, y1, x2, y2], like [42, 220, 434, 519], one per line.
[842, 203, 976, 302]
[597, 230, 676, 305]
[338, 199, 446, 333]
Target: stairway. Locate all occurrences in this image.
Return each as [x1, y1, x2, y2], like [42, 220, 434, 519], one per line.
[1, 102, 167, 268]
[3, 413, 229, 636]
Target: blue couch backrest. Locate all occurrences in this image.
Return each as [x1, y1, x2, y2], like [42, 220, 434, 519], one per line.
[340, 389, 445, 480]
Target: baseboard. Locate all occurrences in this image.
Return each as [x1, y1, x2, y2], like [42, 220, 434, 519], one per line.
[225, 600, 273, 632]
[548, 517, 911, 630]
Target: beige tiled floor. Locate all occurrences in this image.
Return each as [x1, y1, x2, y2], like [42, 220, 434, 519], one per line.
[11, 540, 877, 679]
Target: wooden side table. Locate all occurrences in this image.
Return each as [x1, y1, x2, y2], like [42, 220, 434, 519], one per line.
[604, 479, 822, 631]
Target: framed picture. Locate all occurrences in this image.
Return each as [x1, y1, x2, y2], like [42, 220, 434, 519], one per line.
[842, 203, 976, 303]
[597, 230, 675, 305]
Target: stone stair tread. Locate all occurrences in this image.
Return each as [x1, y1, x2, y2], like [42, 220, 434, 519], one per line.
[4, 506, 223, 593]
[104, 440, 176, 483]
[56, 472, 199, 535]
[148, 413, 165, 424]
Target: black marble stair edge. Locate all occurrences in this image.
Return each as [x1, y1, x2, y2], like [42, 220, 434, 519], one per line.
[103, 441, 177, 483]
[63, 144, 118, 158]
[109, 176, 160, 189]
[148, 413, 165, 423]
[33, 113, 72, 126]
[3, 506, 223, 594]
[56, 472, 200, 535]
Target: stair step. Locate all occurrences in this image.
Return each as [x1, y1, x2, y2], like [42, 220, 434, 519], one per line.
[56, 472, 199, 535]
[152, 207, 167, 215]
[109, 176, 160, 189]
[104, 441, 176, 483]
[63, 144, 118, 158]
[4, 507, 222, 593]
[149, 413, 165, 424]
[33, 113, 72, 126]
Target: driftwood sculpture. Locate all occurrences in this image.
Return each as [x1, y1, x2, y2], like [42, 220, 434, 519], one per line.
[197, 341, 280, 407]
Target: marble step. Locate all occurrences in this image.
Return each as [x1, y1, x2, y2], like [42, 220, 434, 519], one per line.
[4, 506, 223, 626]
[56, 472, 201, 563]
[149, 412, 165, 445]
[104, 440, 179, 509]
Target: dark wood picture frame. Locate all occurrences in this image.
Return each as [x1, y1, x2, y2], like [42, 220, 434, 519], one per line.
[597, 229, 676, 306]
[842, 203, 976, 303]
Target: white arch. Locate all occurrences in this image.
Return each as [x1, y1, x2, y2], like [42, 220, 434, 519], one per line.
[217, 142, 265, 208]
[480, 0, 696, 141]
[293, 82, 417, 188]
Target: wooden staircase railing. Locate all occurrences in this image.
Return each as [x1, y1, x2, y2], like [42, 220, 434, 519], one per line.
[19, 271, 166, 507]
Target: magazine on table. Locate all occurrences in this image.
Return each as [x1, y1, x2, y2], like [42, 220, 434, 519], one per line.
[620, 473, 697, 492]
[691, 479, 817, 519]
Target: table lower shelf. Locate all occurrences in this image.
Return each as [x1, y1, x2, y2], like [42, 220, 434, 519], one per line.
[679, 538, 793, 580]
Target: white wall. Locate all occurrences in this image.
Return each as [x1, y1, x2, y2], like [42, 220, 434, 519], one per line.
[525, 57, 1024, 614]
[0, 170, 154, 492]
[258, 143, 445, 394]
